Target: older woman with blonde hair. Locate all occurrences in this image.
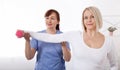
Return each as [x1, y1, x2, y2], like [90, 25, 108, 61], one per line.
[21, 6, 118, 70]
[80, 6, 118, 70]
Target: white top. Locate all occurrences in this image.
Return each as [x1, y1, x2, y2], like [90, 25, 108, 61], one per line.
[29, 31, 118, 70]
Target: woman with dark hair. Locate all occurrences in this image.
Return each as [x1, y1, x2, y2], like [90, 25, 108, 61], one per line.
[23, 9, 71, 70]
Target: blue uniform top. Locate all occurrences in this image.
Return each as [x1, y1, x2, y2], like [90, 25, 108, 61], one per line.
[30, 30, 70, 70]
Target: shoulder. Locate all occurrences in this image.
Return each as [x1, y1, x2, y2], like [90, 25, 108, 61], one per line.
[104, 36, 114, 51]
[65, 30, 82, 35]
[31, 30, 46, 41]
[63, 30, 82, 39]
[56, 30, 63, 34]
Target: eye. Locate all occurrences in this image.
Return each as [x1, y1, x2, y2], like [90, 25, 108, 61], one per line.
[51, 17, 55, 20]
[51, 16, 57, 20]
[91, 15, 94, 18]
[45, 17, 49, 19]
[84, 16, 88, 19]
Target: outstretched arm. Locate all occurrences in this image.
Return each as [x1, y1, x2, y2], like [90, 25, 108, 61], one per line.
[16, 30, 80, 43]
[28, 31, 75, 43]
[107, 38, 118, 70]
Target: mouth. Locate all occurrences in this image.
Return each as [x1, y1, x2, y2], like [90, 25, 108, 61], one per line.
[47, 24, 52, 26]
[87, 24, 93, 25]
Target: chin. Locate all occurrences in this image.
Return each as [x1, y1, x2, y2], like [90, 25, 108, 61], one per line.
[87, 27, 94, 30]
[47, 26, 52, 29]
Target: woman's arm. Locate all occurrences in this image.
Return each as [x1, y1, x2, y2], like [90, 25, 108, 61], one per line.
[28, 31, 81, 44]
[24, 33, 36, 60]
[61, 42, 71, 62]
[107, 48, 118, 70]
[107, 38, 118, 70]
[28, 31, 73, 43]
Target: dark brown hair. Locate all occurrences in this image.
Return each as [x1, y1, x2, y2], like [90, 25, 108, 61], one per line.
[44, 9, 60, 30]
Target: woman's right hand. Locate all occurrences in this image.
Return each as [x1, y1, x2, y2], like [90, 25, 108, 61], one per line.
[24, 32, 31, 41]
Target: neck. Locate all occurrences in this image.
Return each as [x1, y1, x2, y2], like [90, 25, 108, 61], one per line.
[85, 30, 98, 37]
[46, 28, 56, 34]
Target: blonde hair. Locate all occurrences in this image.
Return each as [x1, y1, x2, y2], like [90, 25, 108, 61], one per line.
[82, 6, 103, 32]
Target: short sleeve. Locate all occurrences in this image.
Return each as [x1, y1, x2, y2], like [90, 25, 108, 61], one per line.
[66, 42, 71, 50]
[30, 38, 38, 50]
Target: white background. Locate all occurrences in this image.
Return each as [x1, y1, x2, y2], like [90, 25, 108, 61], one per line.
[0, 0, 120, 70]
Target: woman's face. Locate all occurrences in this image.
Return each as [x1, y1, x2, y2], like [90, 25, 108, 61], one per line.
[45, 12, 59, 29]
[83, 10, 96, 31]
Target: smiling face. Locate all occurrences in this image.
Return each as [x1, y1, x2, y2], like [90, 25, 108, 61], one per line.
[45, 12, 59, 29]
[83, 10, 96, 31]
[82, 6, 103, 32]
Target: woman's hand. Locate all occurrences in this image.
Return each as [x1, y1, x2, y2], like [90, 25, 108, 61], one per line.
[61, 41, 71, 62]
[24, 32, 31, 41]
[61, 41, 67, 47]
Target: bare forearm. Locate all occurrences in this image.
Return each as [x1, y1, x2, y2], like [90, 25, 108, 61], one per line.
[62, 46, 71, 62]
[25, 40, 34, 60]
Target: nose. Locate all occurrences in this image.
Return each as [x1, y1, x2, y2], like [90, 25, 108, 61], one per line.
[47, 18, 51, 23]
[88, 18, 92, 22]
